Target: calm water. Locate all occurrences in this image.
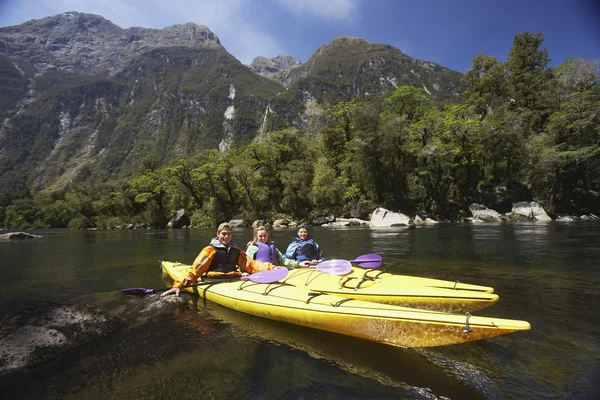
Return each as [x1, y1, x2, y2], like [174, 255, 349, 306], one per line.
[1, 223, 599, 399]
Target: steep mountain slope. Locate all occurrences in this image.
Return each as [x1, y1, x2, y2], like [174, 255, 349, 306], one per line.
[279, 36, 464, 105]
[0, 14, 465, 192]
[0, 13, 283, 191]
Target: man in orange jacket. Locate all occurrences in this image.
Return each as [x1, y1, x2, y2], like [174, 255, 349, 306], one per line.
[161, 223, 276, 297]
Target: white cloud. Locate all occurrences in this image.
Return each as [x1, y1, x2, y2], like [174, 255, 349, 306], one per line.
[277, 0, 360, 22]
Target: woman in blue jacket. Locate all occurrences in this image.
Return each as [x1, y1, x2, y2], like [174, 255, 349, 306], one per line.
[284, 224, 325, 264]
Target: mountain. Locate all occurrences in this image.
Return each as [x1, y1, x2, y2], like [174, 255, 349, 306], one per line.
[0, 13, 465, 192]
[248, 54, 302, 83]
[0, 12, 283, 191]
[276, 36, 464, 104]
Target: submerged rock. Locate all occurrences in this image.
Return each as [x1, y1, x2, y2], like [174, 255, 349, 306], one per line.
[0, 232, 42, 240]
[0, 302, 123, 375]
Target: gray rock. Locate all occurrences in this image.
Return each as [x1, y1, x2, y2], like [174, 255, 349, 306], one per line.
[312, 214, 335, 225]
[0, 302, 123, 375]
[369, 207, 412, 227]
[469, 204, 502, 222]
[556, 216, 575, 222]
[272, 219, 291, 228]
[511, 201, 552, 221]
[166, 209, 190, 229]
[228, 219, 247, 227]
[0, 232, 42, 240]
[323, 218, 369, 227]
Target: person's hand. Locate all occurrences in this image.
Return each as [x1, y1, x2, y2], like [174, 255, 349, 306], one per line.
[298, 261, 310, 267]
[241, 272, 249, 277]
[161, 287, 180, 297]
[309, 260, 318, 266]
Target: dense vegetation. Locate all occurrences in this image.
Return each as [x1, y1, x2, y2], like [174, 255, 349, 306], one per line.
[1, 32, 599, 229]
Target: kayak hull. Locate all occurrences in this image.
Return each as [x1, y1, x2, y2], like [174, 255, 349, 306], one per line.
[281, 268, 498, 313]
[162, 262, 529, 348]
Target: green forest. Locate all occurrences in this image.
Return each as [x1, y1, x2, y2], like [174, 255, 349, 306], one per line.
[1, 32, 599, 229]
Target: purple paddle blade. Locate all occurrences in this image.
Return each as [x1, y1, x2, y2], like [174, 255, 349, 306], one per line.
[348, 253, 382, 269]
[242, 268, 289, 283]
[316, 260, 353, 275]
[121, 288, 156, 295]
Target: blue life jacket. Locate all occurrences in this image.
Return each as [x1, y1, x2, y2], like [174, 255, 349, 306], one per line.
[253, 241, 279, 265]
[286, 238, 322, 262]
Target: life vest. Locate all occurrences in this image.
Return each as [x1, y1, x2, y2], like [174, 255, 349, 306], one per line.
[207, 244, 240, 273]
[295, 240, 318, 262]
[253, 241, 279, 265]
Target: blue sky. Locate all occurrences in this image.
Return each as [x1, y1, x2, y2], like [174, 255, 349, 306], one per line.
[0, 0, 598, 72]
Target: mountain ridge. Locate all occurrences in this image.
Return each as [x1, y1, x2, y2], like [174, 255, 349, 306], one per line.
[0, 12, 464, 191]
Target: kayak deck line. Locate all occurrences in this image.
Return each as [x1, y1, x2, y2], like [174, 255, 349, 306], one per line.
[358, 268, 495, 293]
[281, 267, 499, 313]
[190, 283, 523, 328]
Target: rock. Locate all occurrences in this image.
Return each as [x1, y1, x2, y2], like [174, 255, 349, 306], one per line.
[166, 209, 190, 229]
[511, 201, 552, 221]
[369, 207, 412, 227]
[0, 232, 42, 240]
[227, 219, 247, 227]
[342, 200, 370, 220]
[312, 214, 335, 225]
[323, 218, 369, 227]
[272, 219, 290, 228]
[556, 216, 575, 222]
[0, 302, 123, 375]
[469, 204, 502, 222]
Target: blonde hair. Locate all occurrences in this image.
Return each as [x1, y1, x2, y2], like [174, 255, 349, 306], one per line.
[253, 225, 271, 242]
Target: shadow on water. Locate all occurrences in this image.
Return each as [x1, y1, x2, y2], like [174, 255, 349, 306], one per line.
[1, 291, 487, 400]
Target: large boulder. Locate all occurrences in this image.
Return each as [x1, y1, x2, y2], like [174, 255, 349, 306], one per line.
[0, 302, 123, 375]
[272, 219, 291, 228]
[342, 200, 370, 220]
[511, 201, 552, 221]
[166, 209, 191, 229]
[369, 207, 412, 227]
[469, 204, 503, 222]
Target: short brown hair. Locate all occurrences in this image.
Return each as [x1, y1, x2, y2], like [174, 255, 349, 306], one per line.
[217, 222, 232, 233]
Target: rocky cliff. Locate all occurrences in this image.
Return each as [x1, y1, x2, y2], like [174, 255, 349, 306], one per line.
[0, 14, 464, 192]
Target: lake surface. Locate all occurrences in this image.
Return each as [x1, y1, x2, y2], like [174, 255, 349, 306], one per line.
[1, 222, 599, 399]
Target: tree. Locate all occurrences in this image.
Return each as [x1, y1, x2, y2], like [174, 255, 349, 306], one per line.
[555, 57, 600, 99]
[506, 31, 552, 112]
[462, 54, 507, 119]
[130, 166, 172, 227]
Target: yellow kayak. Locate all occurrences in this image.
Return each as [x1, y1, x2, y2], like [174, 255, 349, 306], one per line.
[281, 268, 499, 313]
[353, 267, 495, 293]
[162, 261, 530, 348]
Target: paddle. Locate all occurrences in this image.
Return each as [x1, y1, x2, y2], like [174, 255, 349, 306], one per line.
[314, 259, 353, 275]
[348, 253, 382, 269]
[121, 268, 289, 295]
